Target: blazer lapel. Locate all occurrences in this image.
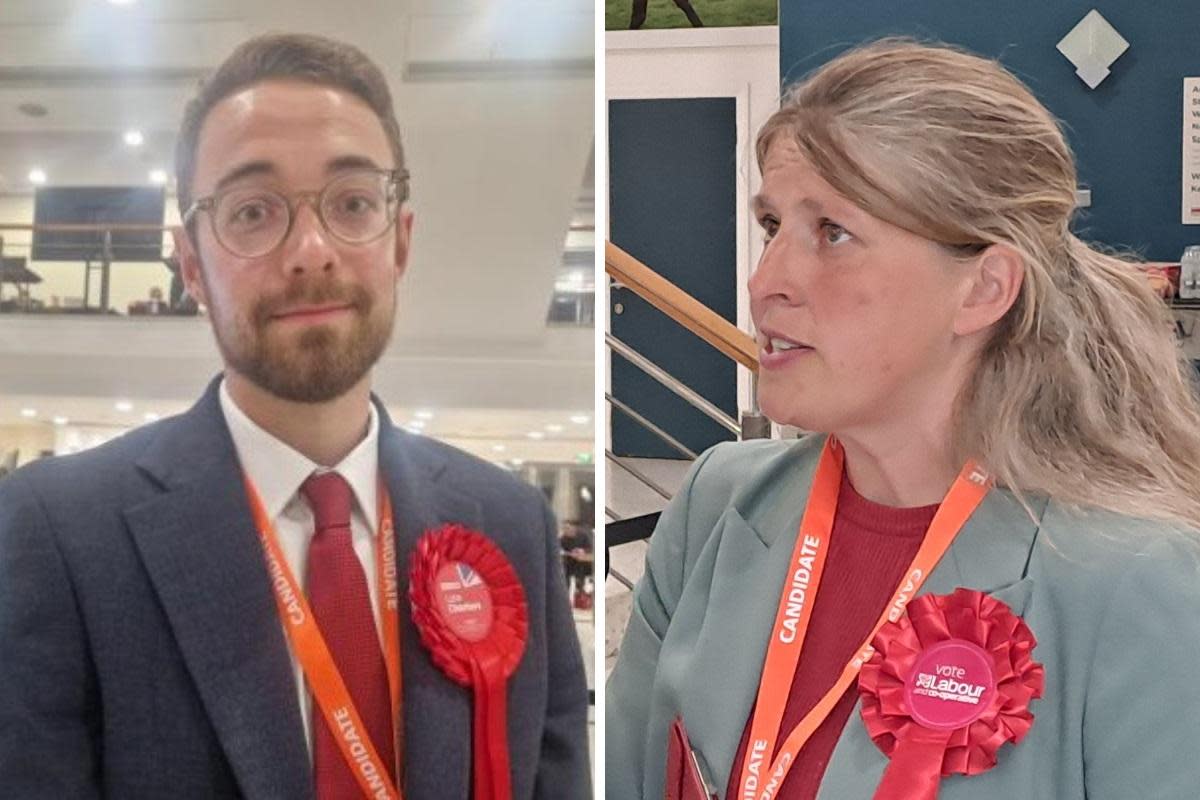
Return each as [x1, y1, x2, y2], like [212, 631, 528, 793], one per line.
[918, 487, 1048, 604]
[125, 379, 311, 799]
[377, 408, 483, 800]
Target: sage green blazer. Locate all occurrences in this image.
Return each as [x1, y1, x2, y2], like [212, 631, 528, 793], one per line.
[606, 435, 1200, 799]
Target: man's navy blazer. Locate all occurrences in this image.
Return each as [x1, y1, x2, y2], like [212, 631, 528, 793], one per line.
[0, 378, 591, 799]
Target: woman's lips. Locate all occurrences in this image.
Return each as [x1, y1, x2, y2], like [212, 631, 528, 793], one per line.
[758, 335, 814, 369]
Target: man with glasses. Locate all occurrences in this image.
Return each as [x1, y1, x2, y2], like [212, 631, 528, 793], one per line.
[0, 33, 590, 800]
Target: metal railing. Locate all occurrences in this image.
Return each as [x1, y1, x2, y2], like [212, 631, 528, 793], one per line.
[605, 392, 696, 459]
[606, 333, 741, 435]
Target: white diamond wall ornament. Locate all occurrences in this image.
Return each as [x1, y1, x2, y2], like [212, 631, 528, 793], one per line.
[1057, 10, 1130, 89]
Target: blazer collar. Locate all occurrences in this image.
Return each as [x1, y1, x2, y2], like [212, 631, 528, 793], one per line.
[133, 376, 238, 491]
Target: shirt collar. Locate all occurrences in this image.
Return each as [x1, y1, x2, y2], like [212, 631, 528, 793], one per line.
[219, 378, 380, 529]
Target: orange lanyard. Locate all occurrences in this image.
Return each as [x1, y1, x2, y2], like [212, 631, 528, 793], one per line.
[245, 475, 404, 800]
[736, 437, 991, 800]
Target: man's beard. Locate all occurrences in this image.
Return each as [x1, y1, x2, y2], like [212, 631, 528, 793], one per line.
[207, 275, 395, 404]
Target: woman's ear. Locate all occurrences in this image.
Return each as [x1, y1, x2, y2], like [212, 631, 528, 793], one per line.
[954, 244, 1024, 337]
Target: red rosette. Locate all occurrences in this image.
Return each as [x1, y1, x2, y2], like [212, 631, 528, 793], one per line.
[410, 523, 528, 683]
[410, 523, 529, 800]
[858, 587, 1044, 800]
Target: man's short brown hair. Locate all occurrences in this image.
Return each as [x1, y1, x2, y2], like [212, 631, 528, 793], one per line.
[174, 32, 406, 220]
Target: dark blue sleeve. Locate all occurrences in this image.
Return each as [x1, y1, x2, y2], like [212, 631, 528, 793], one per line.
[533, 500, 593, 799]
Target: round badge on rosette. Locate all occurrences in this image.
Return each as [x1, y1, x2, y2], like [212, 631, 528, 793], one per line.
[410, 523, 529, 800]
[857, 587, 1044, 800]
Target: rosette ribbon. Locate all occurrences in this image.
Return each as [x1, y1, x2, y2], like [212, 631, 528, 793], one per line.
[410, 524, 529, 800]
[858, 587, 1044, 800]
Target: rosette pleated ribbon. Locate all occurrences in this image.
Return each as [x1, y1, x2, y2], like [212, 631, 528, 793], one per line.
[410, 524, 529, 800]
[858, 588, 1044, 800]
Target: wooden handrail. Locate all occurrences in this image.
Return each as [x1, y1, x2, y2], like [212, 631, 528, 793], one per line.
[605, 241, 758, 372]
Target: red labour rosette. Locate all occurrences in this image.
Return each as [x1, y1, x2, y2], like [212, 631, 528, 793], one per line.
[410, 524, 529, 800]
[857, 587, 1044, 800]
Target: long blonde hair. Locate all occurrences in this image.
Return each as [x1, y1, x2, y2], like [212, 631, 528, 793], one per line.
[757, 38, 1200, 529]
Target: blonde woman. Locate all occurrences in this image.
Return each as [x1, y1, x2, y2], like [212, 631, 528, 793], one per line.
[606, 39, 1200, 800]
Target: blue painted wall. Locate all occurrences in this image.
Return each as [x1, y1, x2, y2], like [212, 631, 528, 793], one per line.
[609, 98, 739, 459]
[779, 1, 1200, 261]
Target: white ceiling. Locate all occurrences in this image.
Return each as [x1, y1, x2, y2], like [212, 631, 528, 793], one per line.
[0, 0, 595, 457]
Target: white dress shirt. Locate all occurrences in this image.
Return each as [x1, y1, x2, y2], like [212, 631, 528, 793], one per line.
[219, 379, 382, 755]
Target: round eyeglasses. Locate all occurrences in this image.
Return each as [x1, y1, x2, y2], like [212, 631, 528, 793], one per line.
[183, 168, 410, 259]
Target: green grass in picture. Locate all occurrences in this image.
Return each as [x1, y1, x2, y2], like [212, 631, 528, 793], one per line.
[606, 0, 777, 30]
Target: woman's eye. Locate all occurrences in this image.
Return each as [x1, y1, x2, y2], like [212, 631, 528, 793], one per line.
[759, 215, 780, 241]
[820, 221, 851, 245]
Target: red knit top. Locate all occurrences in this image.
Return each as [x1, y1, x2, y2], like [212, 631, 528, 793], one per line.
[724, 472, 939, 800]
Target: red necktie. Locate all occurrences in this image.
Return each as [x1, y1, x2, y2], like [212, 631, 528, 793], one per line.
[303, 472, 396, 798]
